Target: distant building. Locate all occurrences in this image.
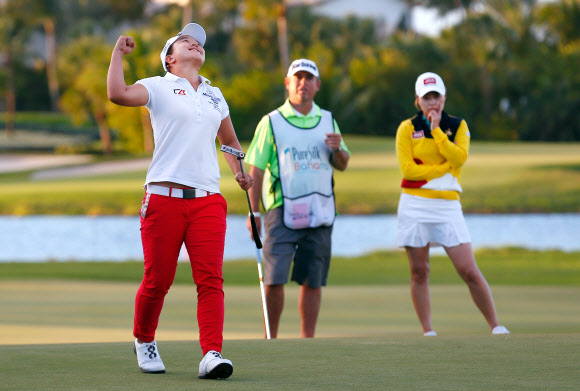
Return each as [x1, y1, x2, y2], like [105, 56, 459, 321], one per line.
[302, 0, 466, 37]
[309, 0, 410, 37]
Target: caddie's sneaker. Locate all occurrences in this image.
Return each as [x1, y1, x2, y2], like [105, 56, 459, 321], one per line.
[423, 331, 437, 337]
[492, 325, 510, 335]
[134, 339, 165, 373]
[198, 350, 233, 379]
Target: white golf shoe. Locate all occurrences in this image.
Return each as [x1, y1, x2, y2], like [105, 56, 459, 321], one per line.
[492, 325, 510, 335]
[134, 339, 165, 373]
[198, 350, 233, 379]
[423, 330, 437, 337]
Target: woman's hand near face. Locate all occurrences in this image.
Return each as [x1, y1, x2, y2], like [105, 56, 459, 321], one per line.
[428, 109, 442, 130]
[418, 92, 446, 131]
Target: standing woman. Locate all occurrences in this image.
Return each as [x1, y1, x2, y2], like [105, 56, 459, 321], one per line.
[107, 23, 253, 378]
[395, 72, 509, 336]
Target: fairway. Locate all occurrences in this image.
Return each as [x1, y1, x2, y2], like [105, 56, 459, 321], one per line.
[1, 281, 579, 390]
[1, 138, 579, 214]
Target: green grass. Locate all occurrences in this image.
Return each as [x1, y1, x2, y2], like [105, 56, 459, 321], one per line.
[0, 111, 71, 124]
[1, 245, 578, 390]
[0, 137, 579, 214]
[0, 248, 578, 286]
[2, 334, 579, 391]
[1, 281, 579, 390]
[2, 282, 578, 342]
[0, 111, 98, 135]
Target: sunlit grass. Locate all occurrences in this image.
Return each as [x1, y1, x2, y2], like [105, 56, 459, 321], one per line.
[1, 248, 578, 286]
[0, 136, 579, 214]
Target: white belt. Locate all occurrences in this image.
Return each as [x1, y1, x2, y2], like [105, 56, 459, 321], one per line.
[146, 184, 216, 199]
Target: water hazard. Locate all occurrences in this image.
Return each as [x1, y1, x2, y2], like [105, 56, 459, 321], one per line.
[0, 214, 578, 262]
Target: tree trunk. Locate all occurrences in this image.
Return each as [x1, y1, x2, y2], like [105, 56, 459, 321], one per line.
[43, 19, 60, 112]
[276, 4, 290, 99]
[481, 66, 492, 127]
[4, 49, 16, 138]
[95, 110, 112, 156]
[276, 4, 290, 73]
[182, 0, 193, 26]
[141, 106, 154, 153]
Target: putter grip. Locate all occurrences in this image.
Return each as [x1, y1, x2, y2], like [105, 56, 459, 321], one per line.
[250, 215, 263, 249]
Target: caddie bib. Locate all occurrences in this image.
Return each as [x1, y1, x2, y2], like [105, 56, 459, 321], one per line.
[269, 109, 336, 229]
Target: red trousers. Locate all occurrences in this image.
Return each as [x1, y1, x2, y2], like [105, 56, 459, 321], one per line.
[134, 192, 227, 355]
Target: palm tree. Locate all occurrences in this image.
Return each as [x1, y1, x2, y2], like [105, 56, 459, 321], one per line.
[59, 37, 114, 155]
[16, 0, 62, 112]
[0, 0, 29, 137]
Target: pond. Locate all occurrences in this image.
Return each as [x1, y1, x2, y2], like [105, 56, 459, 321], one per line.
[0, 214, 578, 262]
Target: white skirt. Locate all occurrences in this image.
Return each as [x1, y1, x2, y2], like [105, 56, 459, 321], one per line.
[397, 193, 471, 248]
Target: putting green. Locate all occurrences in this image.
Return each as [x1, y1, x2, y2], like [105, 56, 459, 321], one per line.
[2, 335, 578, 391]
[1, 281, 578, 345]
[2, 281, 578, 390]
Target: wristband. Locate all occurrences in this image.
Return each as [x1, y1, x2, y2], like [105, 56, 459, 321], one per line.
[249, 212, 261, 217]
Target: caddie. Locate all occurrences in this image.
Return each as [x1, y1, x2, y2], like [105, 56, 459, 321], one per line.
[245, 58, 350, 338]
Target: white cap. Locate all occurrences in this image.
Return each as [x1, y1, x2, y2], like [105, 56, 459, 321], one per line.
[287, 59, 319, 77]
[415, 72, 446, 97]
[160, 23, 206, 72]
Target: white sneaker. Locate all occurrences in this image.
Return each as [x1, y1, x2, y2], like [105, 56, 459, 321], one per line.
[134, 339, 165, 373]
[492, 325, 510, 335]
[198, 350, 233, 379]
[423, 331, 437, 337]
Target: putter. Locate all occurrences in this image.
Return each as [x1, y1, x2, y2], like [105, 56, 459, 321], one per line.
[220, 145, 261, 249]
[220, 145, 271, 339]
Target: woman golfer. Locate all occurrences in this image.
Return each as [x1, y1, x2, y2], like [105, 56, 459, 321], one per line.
[395, 72, 509, 336]
[107, 23, 252, 378]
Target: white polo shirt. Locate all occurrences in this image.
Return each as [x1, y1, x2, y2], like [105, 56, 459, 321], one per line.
[137, 73, 229, 193]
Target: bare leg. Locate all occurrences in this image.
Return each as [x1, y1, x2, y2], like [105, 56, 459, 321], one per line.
[299, 285, 322, 338]
[445, 243, 499, 331]
[406, 245, 434, 333]
[265, 284, 284, 339]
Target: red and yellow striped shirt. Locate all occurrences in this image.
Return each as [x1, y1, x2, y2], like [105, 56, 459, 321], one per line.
[395, 112, 470, 200]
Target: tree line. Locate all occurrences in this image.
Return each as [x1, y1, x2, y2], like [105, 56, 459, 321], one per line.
[1, 0, 579, 155]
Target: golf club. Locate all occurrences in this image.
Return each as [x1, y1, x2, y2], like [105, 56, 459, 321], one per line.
[220, 145, 271, 339]
[220, 145, 261, 249]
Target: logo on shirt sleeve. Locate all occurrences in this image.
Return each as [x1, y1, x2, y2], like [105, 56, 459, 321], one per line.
[173, 89, 187, 95]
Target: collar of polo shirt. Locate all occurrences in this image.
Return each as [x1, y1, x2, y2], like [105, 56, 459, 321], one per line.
[164, 73, 212, 85]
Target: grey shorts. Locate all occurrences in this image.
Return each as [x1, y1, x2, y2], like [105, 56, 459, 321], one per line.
[262, 207, 333, 288]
